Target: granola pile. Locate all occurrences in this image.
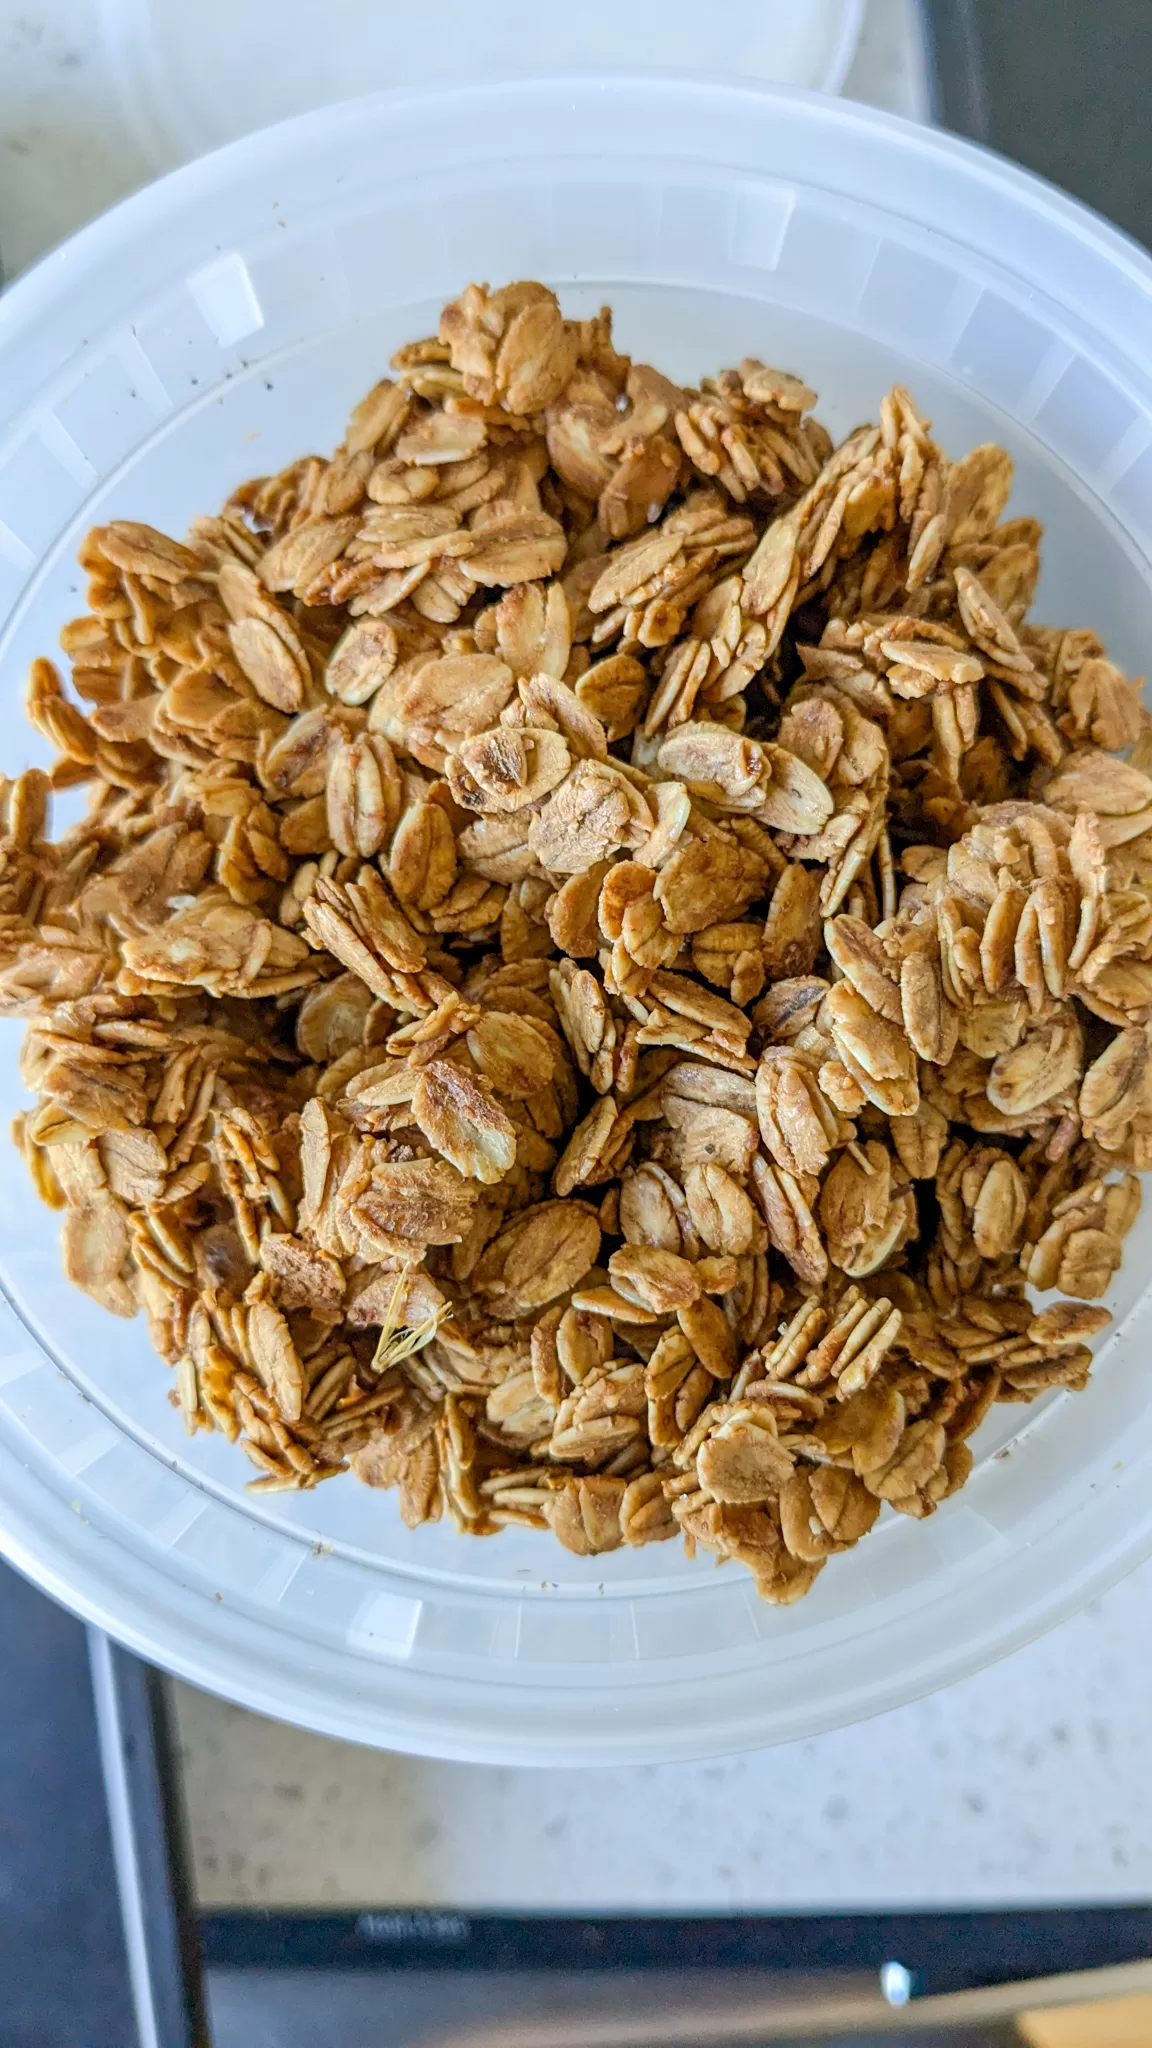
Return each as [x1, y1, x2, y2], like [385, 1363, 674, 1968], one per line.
[4, 278, 1150, 1606]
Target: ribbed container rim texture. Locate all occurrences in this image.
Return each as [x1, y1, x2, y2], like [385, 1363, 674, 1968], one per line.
[2, 77, 1152, 1763]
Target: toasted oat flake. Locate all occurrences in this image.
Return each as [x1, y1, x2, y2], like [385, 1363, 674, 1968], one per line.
[5, 278, 1145, 1607]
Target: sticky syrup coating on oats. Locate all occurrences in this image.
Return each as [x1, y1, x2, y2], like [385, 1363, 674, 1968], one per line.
[4, 279, 1147, 1602]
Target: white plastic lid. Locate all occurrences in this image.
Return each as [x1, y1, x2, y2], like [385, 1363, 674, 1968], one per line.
[3, 77, 1152, 1764]
[99, 0, 864, 166]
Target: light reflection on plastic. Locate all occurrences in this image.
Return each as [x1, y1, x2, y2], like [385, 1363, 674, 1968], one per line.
[880, 1960, 913, 2006]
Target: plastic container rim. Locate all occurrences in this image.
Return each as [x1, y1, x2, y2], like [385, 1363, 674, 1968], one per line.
[2, 73, 1152, 1761]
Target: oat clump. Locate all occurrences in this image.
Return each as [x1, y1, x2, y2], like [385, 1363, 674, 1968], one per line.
[4, 279, 1149, 1604]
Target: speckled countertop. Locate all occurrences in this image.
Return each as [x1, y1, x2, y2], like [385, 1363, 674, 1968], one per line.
[8, 0, 1152, 1918]
[173, 1562, 1152, 1910]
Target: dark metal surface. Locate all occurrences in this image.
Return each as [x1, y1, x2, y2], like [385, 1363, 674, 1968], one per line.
[200, 1905, 1152, 1996]
[923, 0, 1152, 248]
[0, 1558, 136, 2048]
[89, 1636, 211, 2048]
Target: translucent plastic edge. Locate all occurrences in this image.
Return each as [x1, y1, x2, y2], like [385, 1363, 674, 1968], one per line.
[2, 74, 1152, 1756]
[4, 1404, 1152, 1765]
[5, 75, 1152, 366]
[96, 8, 869, 172]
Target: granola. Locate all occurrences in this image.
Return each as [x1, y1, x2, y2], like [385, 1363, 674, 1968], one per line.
[5, 279, 1150, 1605]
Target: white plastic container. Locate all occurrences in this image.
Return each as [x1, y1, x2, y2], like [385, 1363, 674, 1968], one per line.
[98, 0, 864, 167]
[3, 78, 1152, 1765]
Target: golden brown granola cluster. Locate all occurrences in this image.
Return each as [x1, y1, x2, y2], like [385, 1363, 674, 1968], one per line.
[4, 279, 1149, 1604]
